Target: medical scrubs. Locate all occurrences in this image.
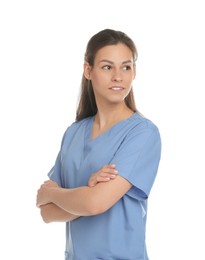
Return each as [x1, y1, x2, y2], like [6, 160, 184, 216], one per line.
[48, 112, 161, 260]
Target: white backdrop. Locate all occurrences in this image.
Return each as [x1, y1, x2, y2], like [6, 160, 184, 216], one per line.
[0, 1, 205, 259]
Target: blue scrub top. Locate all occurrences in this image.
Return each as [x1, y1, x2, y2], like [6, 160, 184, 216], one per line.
[48, 113, 161, 260]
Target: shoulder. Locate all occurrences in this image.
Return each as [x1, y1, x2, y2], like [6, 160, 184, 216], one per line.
[57, 117, 93, 149]
[120, 113, 161, 157]
[63, 116, 92, 133]
[60, 117, 92, 142]
[121, 113, 161, 151]
[68, 117, 92, 130]
[128, 113, 160, 135]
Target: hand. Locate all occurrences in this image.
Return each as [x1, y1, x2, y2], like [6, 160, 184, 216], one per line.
[88, 164, 118, 187]
[42, 180, 59, 187]
[36, 180, 59, 208]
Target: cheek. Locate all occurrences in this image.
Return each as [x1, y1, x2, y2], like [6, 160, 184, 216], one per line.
[126, 73, 135, 84]
[91, 73, 108, 88]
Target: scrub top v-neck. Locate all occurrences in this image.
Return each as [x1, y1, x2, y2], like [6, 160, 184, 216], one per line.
[48, 112, 161, 260]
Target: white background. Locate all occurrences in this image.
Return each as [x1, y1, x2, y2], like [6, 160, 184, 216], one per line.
[0, 0, 205, 259]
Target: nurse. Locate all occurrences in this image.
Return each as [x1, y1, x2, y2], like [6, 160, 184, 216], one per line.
[36, 29, 161, 260]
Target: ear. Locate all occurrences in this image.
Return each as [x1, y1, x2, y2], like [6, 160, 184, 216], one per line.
[84, 62, 92, 80]
[133, 65, 136, 80]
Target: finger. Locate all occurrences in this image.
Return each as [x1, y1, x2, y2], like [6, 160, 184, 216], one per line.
[42, 180, 58, 188]
[88, 179, 98, 187]
[101, 168, 118, 175]
[88, 175, 111, 187]
[107, 164, 116, 168]
[44, 180, 53, 185]
[103, 164, 116, 169]
[96, 176, 111, 182]
[99, 172, 117, 179]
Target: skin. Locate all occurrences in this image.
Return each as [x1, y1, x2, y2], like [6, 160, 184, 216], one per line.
[84, 43, 136, 137]
[37, 43, 136, 223]
[39, 165, 119, 223]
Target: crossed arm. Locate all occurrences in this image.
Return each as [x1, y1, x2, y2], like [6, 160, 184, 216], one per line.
[36, 165, 132, 223]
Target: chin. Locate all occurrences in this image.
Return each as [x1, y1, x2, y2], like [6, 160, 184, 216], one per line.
[108, 98, 125, 106]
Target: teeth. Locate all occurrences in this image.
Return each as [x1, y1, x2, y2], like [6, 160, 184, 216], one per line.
[111, 87, 123, 90]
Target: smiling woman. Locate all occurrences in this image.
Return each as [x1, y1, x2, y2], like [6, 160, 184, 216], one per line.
[84, 43, 136, 111]
[36, 28, 161, 260]
[76, 29, 138, 122]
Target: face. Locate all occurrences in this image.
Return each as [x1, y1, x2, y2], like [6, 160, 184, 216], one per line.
[84, 43, 136, 107]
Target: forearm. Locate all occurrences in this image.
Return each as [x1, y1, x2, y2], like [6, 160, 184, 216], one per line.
[48, 178, 131, 216]
[40, 203, 80, 223]
[50, 186, 99, 216]
[37, 180, 98, 216]
[37, 176, 132, 217]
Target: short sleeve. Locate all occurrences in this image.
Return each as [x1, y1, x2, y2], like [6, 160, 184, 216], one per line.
[47, 128, 69, 187]
[111, 124, 161, 201]
[47, 151, 63, 187]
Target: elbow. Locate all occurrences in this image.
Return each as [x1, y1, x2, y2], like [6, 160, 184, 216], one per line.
[87, 207, 102, 216]
[90, 208, 106, 216]
[86, 198, 108, 216]
[40, 207, 51, 224]
[42, 216, 51, 224]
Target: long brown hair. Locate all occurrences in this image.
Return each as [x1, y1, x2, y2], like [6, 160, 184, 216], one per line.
[76, 29, 138, 121]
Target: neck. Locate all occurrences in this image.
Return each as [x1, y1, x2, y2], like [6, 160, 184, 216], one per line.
[94, 102, 133, 129]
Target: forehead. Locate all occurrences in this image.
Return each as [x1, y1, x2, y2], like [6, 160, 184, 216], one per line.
[95, 43, 133, 63]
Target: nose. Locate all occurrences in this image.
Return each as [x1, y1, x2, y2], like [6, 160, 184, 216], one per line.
[111, 68, 122, 82]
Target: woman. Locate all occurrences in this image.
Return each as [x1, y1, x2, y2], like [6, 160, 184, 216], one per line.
[36, 29, 161, 260]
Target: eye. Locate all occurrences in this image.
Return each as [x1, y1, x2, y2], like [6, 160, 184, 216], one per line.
[102, 65, 112, 70]
[122, 65, 131, 71]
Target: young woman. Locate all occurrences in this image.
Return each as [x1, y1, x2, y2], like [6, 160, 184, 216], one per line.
[36, 29, 161, 260]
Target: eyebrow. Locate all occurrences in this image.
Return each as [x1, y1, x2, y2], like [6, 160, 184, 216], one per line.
[98, 59, 133, 65]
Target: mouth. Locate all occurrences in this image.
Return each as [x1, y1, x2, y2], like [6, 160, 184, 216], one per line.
[109, 87, 125, 91]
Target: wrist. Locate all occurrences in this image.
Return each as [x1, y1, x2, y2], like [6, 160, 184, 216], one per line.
[49, 186, 62, 205]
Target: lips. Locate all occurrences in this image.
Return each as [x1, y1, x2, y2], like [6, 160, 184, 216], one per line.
[109, 87, 125, 91]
